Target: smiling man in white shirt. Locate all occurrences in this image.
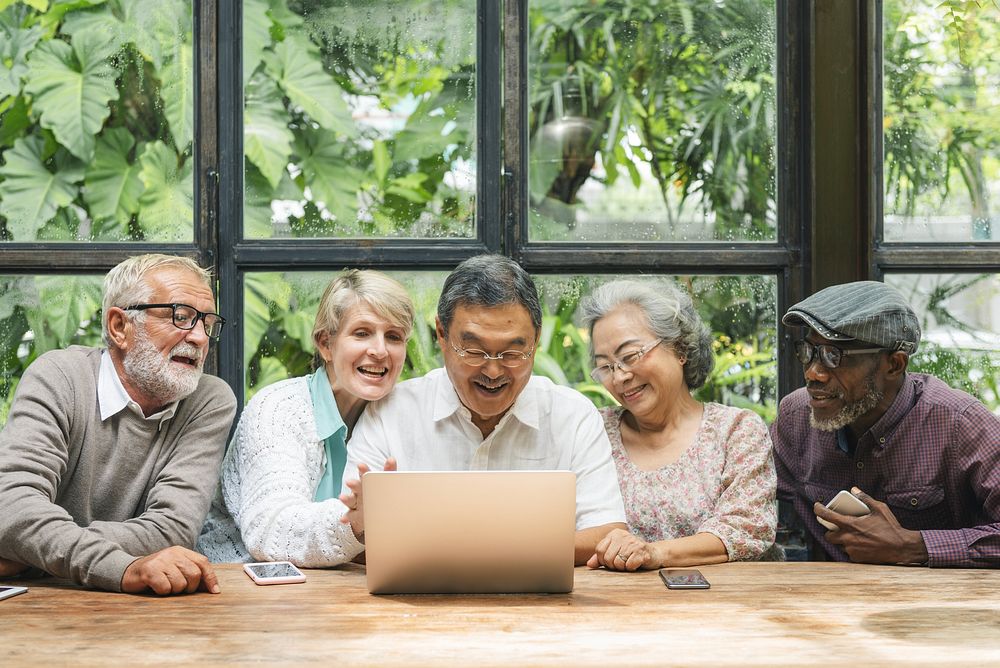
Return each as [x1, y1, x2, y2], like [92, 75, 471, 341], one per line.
[341, 255, 626, 563]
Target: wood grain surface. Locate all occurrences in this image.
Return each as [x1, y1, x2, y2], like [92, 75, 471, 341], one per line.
[3, 562, 1000, 666]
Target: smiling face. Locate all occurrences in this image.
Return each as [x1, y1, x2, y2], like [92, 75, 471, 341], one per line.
[118, 267, 215, 413]
[436, 303, 538, 436]
[317, 301, 408, 403]
[803, 332, 887, 432]
[591, 304, 686, 424]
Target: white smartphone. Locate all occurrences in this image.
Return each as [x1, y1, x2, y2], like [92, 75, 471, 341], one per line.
[816, 490, 871, 531]
[0, 585, 28, 601]
[243, 561, 306, 585]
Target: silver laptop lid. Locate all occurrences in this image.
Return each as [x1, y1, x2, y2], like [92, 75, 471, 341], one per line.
[363, 470, 576, 594]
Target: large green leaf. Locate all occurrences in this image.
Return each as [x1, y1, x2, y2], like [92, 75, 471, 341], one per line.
[244, 74, 293, 188]
[34, 0, 108, 34]
[83, 127, 143, 229]
[243, 272, 276, 368]
[0, 24, 41, 99]
[136, 140, 192, 241]
[61, 0, 187, 70]
[243, 0, 271, 85]
[0, 135, 83, 239]
[0, 94, 31, 149]
[25, 28, 119, 161]
[243, 162, 300, 239]
[24, 275, 103, 352]
[263, 35, 355, 136]
[160, 44, 193, 150]
[393, 110, 461, 163]
[296, 129, 363, 226]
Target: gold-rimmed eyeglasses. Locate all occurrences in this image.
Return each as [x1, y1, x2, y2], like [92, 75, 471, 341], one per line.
[449, 340, 534, 368]
[590, 339, 663, 382]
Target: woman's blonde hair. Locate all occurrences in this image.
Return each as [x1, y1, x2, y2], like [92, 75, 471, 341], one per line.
[311, 270, 415, 367]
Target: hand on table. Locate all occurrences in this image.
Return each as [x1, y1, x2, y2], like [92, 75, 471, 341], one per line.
[0, 557, 28, 577]
[815, 487, 929, 565]
[121, 546, 220, 596]
[586, 528, 656, 571]
[339, 457, 397, 541]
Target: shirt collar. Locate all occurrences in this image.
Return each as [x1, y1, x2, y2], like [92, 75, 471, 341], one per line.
[307, 367, 347, 441]
[430, 368, 540, 430]
[98, 349, 178, 428]
[834, 373, 917, 453]
[865, 373, 917, 448]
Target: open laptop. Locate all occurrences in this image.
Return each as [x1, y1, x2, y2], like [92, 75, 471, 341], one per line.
[362, 470, 576, 594]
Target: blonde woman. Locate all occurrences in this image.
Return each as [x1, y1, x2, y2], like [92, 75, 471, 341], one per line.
[198, 270, 414, 566]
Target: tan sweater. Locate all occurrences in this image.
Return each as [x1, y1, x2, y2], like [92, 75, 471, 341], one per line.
[0, 346, 236, 591]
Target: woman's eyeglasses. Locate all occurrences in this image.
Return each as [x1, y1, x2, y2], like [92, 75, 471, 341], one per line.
[590, 339, 663, 382]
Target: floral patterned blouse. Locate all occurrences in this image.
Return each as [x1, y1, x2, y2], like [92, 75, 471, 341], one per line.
[600, 402, 777, 561]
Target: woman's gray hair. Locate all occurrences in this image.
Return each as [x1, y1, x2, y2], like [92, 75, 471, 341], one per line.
[580, 279, 715, 389]
[437, 254, 542, 336]
[102, 254, 212, 345]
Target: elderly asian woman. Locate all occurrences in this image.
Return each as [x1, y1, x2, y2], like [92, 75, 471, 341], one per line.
[580, 279, 777, 571]
[198, 270, 414, 566]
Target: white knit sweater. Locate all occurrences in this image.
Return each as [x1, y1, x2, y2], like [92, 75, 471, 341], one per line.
[197, 376, 364, 565]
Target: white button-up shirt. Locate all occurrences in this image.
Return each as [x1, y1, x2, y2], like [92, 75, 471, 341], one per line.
[345, 368, 626, 529]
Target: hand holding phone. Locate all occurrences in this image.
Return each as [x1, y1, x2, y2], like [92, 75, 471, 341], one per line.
[243, 561, 306, 585]
[816, 489, 871, 531]
[659, 569, 710, 589]
[0, 585, 28, 601]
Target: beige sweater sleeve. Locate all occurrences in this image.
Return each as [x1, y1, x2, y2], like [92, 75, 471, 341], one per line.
[0, 350, 235, 591]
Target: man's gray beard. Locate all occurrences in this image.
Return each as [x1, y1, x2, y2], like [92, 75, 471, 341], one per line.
[809, 371, 884, 432]
[123, 329, 203, 408]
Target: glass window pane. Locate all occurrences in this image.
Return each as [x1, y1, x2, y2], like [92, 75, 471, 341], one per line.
[527, 1, 777, 242]
[243, 1, 477, 240]
[885, 273, 1000, 411]
[537, 275, 777, 418]
[0, 1, 194, 243]
[883, 1, 1000, 242]
[0, 275, 104, 425]
[245, 271, 777, 419]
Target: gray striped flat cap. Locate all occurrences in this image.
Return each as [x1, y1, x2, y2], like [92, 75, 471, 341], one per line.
[783, 281, 920, 354]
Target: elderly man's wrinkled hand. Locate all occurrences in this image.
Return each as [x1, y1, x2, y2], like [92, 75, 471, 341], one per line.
[0, 557, 28, 578]
[121, 546, 220, 596]
[818, 487, 929, 565]
[339, 458, 397, 541]
[586, 528, 654, 572]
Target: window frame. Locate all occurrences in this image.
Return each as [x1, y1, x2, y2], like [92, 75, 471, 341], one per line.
[2, 0, 812, 410]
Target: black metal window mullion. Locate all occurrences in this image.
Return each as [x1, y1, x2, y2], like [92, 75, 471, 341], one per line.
[215, 0, 243, 401]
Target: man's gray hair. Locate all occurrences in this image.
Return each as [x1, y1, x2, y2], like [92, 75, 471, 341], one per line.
[437, 255, 542, 336]
[580, 279, 715, 389]
[102, 254, 213, 345]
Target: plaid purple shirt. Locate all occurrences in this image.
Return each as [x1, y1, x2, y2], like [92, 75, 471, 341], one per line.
[772, 373, 1000, 568]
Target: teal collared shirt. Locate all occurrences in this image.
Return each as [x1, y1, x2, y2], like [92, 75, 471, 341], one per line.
[308, 368, 348, 502]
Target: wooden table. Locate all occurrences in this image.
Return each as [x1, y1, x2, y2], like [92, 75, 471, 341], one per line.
[4, 562, 1000, 666]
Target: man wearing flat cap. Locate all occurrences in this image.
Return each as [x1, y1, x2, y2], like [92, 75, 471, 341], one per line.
[771, 280, 1000, 568]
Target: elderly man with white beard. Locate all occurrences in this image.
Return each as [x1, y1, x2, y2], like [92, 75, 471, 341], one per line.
[0, 255, 236, 594]
[771, 281, 1000, 569]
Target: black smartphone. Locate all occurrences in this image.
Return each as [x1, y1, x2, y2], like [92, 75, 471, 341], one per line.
[659, 569, 710, 589]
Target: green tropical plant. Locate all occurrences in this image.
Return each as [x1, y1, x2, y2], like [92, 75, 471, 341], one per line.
[528, 0, 777, 240]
